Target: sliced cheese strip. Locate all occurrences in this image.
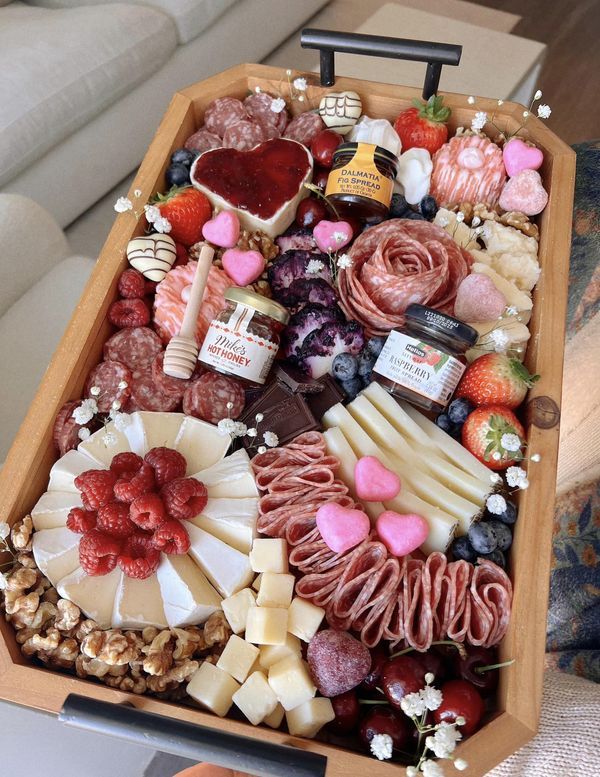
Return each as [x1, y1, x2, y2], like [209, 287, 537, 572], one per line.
[137, 411, 184, 451]
[191, 497, 259, 554]
[187, 524, 254, 598]
[57, 566, 122, 629]
[120, 411, 147, 455]
[32, 527, 80, 585]
[78, 422, 131, 466]
[31, 491, 82, 531]
[48, 449, 97, 493]
[112, 573, 168, 629]
[362, 381, 434, 449]
[193, 448, 258, 498]
[157, 554, 222, 627]
[175, 416, 231, 475]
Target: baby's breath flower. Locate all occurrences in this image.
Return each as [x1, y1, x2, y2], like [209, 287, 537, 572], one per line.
[422, 760, 444, 777]
[293, 77, 307, 91]
[454, 758, 468, 771]
[89, 385, 101, 397]
[271, 97, 286, 113]
[506, 466, 529, 490]
[471, 216, 481, 227]
[336, 253, 353, 270]
[522, 110, 529, 118]
[333, 231, 347, 243]
[153, 216, 172, 234]
[490, 472, 503, 484]
[102, 431, 118, 448]
[257, 445, 267, 454]
[406, 767, 419, 777]
[492, 451, 502, 461]
[0, 522, 11, 541]
[117, 380, 128, 390]
[255, 413, 264, 422]
[471, 111, 488, 131]
[226, 401, 234, 410]
[531, 453, 541, 462]
[111, 400, 121, 411]
[232, 422, 248, 438]
[537, 104, 552, 119]
[437, 216, 449, 227]
[298, 95, 305, 102]
[246, 427, 257, 438]
[431, 722, 462, 755]
[306, 258, 325, 274]
[455, 211, 465, 223]
[505, 305, 518, 316]
[489, 328, 509, 352]
[254, 85, 261, 93]
[78, 427, 91, 441]
[534, 89, 542, 101]
[217, 418, 236, 436]
[263, 431, 279, 448]
[0, 574, 7, 591]
[497, 99, 504, 106]
[133, 189, 142, 198]
[455, 716, 466, 727]
[425, 672, 435, 685]
[501, 433, 522, 452]
[420, 685, 442, 711]
[400, 691, 426, 717]
[286, 69, 292, 76]
[114, 197, 133, 213]
[370, 733, 393, 760]
[474, 226, 484, 235]
[467, 96, 475, 105]
[112, 412, 131, 432]
[486, 494, 507, 515]
[72, 398, 98, 425]
[144, 204, 161, 223]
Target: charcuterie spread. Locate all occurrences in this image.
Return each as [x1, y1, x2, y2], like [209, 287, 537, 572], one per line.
[2, 68, 559, 773]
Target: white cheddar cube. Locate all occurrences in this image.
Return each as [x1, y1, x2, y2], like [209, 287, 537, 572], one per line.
[287, 597, 325, 643]
[286, 698, 335, 738]
[186, 662, 240, 717]
[264, 702, 285, 729]
[256, 572, 295, 609]
[249, 538, 288, 573]
[232, 671, 278, 726]
[267, 655, 316, 711]
[217, 635, 260, 683]
[259, 634, 302, 670]
[252, 573, 262, 592]
[221, 588, 256, 634]
[245, 607, 288, 646]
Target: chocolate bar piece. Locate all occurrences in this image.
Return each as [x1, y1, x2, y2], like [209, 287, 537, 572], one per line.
[305, 375, 346, 422]
[240, 381, 319, 447]
[275, 363, 324, 394]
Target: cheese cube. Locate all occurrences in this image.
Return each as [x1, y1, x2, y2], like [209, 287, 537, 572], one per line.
[245, 607, 288, 645]
[287, 597, 325, 642]
[186, 662, 240, 717]
[217, 635, 260, 683]
[221, 588, 256, 634]
[232, 671, 278, 726]
[267, 655, 316, 711]
[252, 573, 262, 592]
[256, 572, 295, 608]
[259, 633, 302, 670]
[249, 538, 288, 573]
[286, 698, 335, 738]
[264, 702, 285, 729]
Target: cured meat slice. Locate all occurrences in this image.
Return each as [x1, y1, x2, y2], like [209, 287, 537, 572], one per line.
[468, 560, 513, 647]
[84, 360, 132, 413]
[103, 327, 162, 372]
[129, 368, 180, 412]
[151, 352, 190, 401]
[53, 401, 89, 456]
[284, 112, 325, 146]
[244, 92, 288, 134]
[184, 127, 223, 154]
[182, 371, 245, 423]
[204, 97, 248, 138]
[222, 120, 266, 151]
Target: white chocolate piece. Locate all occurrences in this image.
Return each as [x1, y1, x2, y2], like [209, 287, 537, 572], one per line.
[318, 90, 362, 135]
[232, 671, 279, 726]
[287, 597, 325, 643]
[396, 147, 433, 205]
[259, 634, 302, 670]
[217, 635, 260, 683]
[127, 233, 176, 282]
[264, 702, 285, 729]
[249, 538, 289, 573]
[245, 607, 288, 646]
[221, 588, 257, 634]
[286, 698, 335, 739]
[268, 655, 317, 711]
[256, 572, 295, 608]
[186, 662, 240, 717]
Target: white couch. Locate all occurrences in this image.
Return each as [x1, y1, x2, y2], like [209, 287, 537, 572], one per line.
[0, 0, 328, 228]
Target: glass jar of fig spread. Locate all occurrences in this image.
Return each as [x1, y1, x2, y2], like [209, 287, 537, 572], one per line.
[325, 142, 399, 223]
[372, 304, 479, 412]
[198, 287, 289, 386]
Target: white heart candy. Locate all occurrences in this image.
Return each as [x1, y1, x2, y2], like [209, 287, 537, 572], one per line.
[126, 234, 177, 282]
[318, 91, 362, 135]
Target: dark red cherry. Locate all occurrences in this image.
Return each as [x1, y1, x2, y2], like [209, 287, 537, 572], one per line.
[381, 655, 425, 710]
[412, 650, 449, 685]
[312, 166, 330, 191]
[361, 643, 388, 691]
[328, 690, 360, 734]
[434, 679, 485, 737]
[453, 647, 498, 697]
[359, 707, 410, 752]
[310, 129, 343, 169]
[295, 197, 328, 229]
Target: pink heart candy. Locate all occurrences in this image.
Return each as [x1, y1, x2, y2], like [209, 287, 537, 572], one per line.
[376, 511, 429, 557]
[354, 456, 401, 502]
[502, 138, 544, 178]
[498, 169, 548, 216]
[454, 274, 506, 323]
[316, 503, 370, 554]
[221, 248, 266, 286]
[313, 220, 353, 253]
[202, 210, 240, 248]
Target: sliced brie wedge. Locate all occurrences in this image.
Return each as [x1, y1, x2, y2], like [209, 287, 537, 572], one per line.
[193, 448, 258, 498]
[157, 554, 222, 627]
[57, 566, 122, 629]
[32, 527, 80, 585]
[31, 491, 82, 531]
[112, 573, 168, 629]
[48, 449, 97, 493]
[191, 497, 259, 553]
[187, 524, 254, 598]
[175, 416, 231, 475]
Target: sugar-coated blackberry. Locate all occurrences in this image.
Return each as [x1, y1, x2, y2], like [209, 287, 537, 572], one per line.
[419, 195, 438, 220]
[467, 522, 498, 555]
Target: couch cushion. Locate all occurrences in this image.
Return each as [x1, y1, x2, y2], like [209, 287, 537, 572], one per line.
[24, 0, 239, 44]
[0, 2, 177, 188]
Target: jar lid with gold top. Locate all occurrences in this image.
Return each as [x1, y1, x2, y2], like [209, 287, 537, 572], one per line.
[224, 287, 290, 325]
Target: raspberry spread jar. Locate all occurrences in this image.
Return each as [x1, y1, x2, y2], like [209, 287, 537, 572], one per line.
[372, 304, 479, 412]
[198, 287, 289, 386]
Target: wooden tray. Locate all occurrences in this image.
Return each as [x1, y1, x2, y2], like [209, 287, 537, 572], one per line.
[0, 58, 575, 776]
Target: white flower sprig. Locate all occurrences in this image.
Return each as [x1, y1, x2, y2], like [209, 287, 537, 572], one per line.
[216, 408, 278, 455]
[113, 189, 172, 234]
[0, 522, 16, 591]
[482, 88, 552, 144]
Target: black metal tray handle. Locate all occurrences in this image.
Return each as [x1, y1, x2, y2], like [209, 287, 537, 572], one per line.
[301, 28, 462, 99]
[59, 694, 327, 777]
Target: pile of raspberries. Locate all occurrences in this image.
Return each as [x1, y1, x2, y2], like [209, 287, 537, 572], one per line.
[68, 447, 207, 579]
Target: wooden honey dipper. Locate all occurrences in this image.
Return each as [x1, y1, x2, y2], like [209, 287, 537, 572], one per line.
[163, 243, 215, 379]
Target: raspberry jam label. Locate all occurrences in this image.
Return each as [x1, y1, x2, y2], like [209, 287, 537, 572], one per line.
[198, 303, 277, 384]
[373, 330, 466, 405]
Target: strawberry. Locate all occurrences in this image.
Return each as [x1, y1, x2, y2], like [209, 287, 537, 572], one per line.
[154, 186, 212, 246]
[456, 354, 539, 409]
[461, 406, 525, 470]
[393, 95, 451, 155]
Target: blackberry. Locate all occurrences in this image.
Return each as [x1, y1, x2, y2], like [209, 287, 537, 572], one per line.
[419, 195, 438, 220]
[389, 193, 410, 219]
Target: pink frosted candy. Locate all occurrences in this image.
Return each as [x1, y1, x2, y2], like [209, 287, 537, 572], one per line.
[498, 169, 548, 216]
[502, 138, 543, 178]
[316, 503, 370, 554]
[307, 630, 372, 696]
[376, 511, 429, 557]
[454, 274, 507, 323]
[354, 456, 401, 502]
[430, 134, 506, 207]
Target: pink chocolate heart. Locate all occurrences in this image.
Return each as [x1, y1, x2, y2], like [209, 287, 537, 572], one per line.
[202, 210, 240, 248]
[376, 511, 429, 557]
[354, 456, 401, 502]
[454, 274, 506, 323]
[313, 220, 353, 253]
[221, 248, 266, 286]
[502, 138, 544, 178]
[316, 503, 370, 554]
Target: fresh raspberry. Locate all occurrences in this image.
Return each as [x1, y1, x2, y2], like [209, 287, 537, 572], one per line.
[160, 477, 207, 520]
[118, 268, 146, 299]
[79, 529, 121, 576]
[108, 298, 150, 328]
[96, 502, 137, 538]
[130, 493, 166, 530]
[152, 520, 190, 555]
[75, 469, 117, 510]
[110, 451, 144, 478]
[114, 462, 156, 503]
[118, 533, 161, 579]
[66, 507, 97, 534]
[144, 447, 187, 488]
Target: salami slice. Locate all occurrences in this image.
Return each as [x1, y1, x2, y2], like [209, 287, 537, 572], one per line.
[184, 127, 222, 154]
[53, 401, 85, 455]
[129, 368, 180, 412]
[244, 93, 288, 134]
[104, 327, 163, 372]
[222, 120, 266, 151]
[182, 371, 245, 424]
[284, 112, 325, 146]
[84, 360, 132, 413]
[151, 352, 197, 401]
[204, 97, 249, 138]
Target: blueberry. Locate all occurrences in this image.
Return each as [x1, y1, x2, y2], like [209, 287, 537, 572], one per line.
[339, 376, 363, 400]
[490, 500, 518, 525]
[435, 413, 460, 437]
[451, 535, 476, 562]
[357, 351, 376, 378]
[389, 193, 410, 219]
[478, 549, 506, 569]
[447, 397, 474, 425]
[488, 520, 512, 552]
[332, 353, 358, 381]
[419, 195, 438, 220]
[361, 371, 373, 387]
[170, 148, 196, 167]
[467, 522, 498, 555]
[403, 210, 426, 220]
[166, 163, 190, 188]
[366, 336, 386, 358]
